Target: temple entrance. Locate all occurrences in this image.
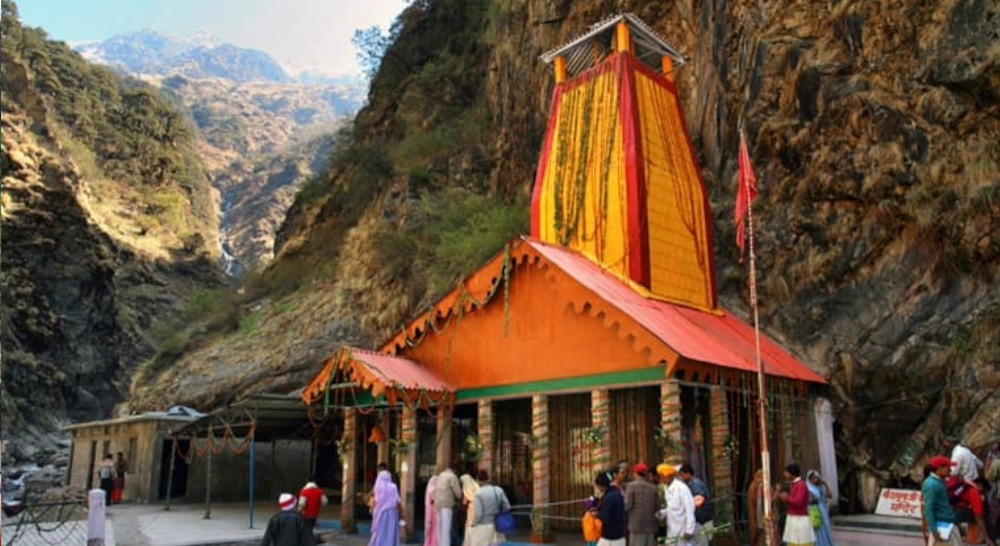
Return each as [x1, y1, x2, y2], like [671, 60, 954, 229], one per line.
[157, 439, 189, 499]
[608, 387, 660, 470]
[681, 385, 714, 484]
[548, 393, 592, 530]
[492, 399, 532, 508]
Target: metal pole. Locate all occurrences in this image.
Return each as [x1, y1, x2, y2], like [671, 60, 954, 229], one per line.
[204, 426, 213, 520]
[165, 437, 177, 511]
[744, 128, 775, 546]
[249, 431, 255, 529]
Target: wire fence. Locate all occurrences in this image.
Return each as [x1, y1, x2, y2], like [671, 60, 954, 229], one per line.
[0, 500, 92, 546]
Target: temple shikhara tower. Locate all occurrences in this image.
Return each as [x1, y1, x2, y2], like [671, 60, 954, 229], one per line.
[532, 13, 716, 311]
[294, 13, 835, 543]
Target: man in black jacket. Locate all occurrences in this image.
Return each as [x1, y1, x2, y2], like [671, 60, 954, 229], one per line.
[262, 493, 316, 546]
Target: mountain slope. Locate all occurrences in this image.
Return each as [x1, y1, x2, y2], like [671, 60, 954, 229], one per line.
[1, 2, 224, 465]
[133, 0, 998, 511]
[81, 30, 364, 271]
[77, 29, 291, 83]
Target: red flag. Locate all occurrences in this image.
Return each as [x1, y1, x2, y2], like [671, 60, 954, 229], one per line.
[735, 129, 758, 263]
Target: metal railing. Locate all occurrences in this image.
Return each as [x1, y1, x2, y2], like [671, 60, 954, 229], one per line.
[1, 500, 91, 546]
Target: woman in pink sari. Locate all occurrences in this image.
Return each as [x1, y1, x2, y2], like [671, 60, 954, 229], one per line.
[370, 471, 403, 546]
[425, 475, 439, 546]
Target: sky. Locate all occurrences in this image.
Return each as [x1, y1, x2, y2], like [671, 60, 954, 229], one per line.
[15, 0, 409, 76]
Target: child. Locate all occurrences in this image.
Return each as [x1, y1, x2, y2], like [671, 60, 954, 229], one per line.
[582, 496, 602, 546]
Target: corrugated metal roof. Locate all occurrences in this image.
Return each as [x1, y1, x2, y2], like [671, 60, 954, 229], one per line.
[525, 238, 826, 383]
[348, 348, 453, 394]
[539, 13, 687, 68]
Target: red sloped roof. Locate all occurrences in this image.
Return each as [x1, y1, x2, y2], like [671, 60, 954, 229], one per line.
[348, 348, 454, 394]
[301, 347, 453, 406]
[526, 238, 826, 383]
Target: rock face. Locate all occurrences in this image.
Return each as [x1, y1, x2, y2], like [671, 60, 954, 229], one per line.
[135, 0, 997, 512]
[1, 7, 224, 472]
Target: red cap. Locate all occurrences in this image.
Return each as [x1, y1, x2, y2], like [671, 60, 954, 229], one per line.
[928, 455, 957, 469]
[634, 462, 649, 475]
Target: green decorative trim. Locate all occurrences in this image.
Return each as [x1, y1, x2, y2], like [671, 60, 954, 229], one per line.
[455, 366, 664, 400]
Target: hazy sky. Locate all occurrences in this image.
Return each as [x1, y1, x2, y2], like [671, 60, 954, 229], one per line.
[16, 0, 409, 75]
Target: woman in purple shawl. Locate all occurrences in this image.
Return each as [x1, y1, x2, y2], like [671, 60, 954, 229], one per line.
[370, 470, 403, 546]
[425, 475, 439, 546]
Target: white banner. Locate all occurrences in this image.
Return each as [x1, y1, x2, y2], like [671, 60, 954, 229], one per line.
[874, 488, 922, 519]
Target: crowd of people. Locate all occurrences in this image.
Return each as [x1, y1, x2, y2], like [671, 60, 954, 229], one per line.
[423, 462, 512, 546]
[586, 460, 719, 546]
[741, 463, 836, 546]
[258, 436, 1000, 546]
[922, 437, 1000, 546]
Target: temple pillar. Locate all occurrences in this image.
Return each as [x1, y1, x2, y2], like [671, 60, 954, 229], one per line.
[340, 407, 358, 533]
[661, 56, 674, 81]
[590, 389, 611, 471]
[435, 405, 453, 472]
[376, 411, 391, 466]
[531, 394, 553, 542]
[661, 380, 684, 464]
[553, 55, 566, 83]
[710, 386, 733, 529]
[400, 405, 418, 541]
[477, 399, 493, 473]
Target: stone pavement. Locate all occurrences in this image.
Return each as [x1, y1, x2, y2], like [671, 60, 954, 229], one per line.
[101, 502, 926, 546]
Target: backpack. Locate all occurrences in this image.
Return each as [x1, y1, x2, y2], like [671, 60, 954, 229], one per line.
[945, 476, 969, 504]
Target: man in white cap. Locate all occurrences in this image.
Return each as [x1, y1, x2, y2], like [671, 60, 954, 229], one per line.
[262, 493, 316, 546]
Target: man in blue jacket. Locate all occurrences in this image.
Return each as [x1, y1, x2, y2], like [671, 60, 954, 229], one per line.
[924, 455, 962, 546]
[596, 470, 625, 546]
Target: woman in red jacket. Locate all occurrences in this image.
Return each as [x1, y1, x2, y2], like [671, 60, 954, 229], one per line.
[780, 463, 815, 546]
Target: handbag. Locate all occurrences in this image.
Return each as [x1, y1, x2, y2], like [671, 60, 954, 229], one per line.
[492, 486, 516, 533]
[808, 504, 823, 528]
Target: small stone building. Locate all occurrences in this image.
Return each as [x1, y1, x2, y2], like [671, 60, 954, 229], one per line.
[64, 408, 201, 503]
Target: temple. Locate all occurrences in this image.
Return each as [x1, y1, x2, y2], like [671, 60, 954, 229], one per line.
[301, 13, 836, 541]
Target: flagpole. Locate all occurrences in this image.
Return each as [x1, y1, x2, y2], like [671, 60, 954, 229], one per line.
[743, 127, 776, 546]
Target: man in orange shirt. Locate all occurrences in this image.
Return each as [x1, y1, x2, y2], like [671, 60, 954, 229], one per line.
[298, 479, 328, 531]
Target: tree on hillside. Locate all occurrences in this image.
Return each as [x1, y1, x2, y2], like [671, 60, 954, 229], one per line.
[352, 25, 392, 80]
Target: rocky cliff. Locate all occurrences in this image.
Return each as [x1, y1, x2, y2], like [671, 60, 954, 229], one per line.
[132, 0, 998, 511]
[1, 4, 224, 471]
[78, 29, 363, 271]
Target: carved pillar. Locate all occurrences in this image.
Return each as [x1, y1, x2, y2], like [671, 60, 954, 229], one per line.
[531, 394, 553, 542]
[710, 386, 733, 529]
[477, 399, 493, 473]
[400, 406, 418, 541]
[435, 405, 453, 472]
[661, 380, 684, 464]
[340, 408, 358, 533]
[590, 389, 611, 471]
